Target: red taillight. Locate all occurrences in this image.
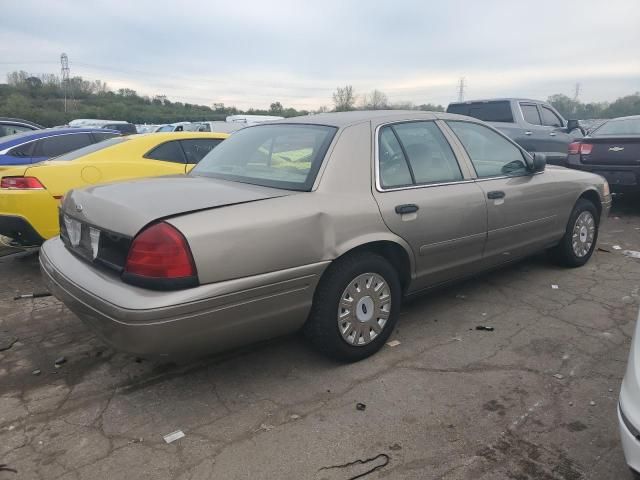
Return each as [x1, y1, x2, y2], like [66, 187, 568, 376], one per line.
[580, 143, 593, 155]
[125, 222, 196, 279]
[1, 176, 45, 189]
[568, 142, 581, 155]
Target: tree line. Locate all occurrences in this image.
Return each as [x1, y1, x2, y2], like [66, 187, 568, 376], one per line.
[546, 93, 640, 120]
[1, 71, 638, 127]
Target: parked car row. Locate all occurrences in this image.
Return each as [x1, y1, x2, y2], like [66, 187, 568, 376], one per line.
[0, 128, 120, 168]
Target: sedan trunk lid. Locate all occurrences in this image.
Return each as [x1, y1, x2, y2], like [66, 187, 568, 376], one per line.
[580, 136, 640, 165]
[63, 175, 294, 238]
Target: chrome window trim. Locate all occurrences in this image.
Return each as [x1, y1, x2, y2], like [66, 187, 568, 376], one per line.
[373, 120, 473, 193]
[0, 132, 91, 155]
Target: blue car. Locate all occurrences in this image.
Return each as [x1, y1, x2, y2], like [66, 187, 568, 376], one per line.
[0, 128, 120, 167]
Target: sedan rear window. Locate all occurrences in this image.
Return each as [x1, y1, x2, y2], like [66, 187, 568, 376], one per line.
[592, 118, 640, 136]
[191, 124, 337, 191]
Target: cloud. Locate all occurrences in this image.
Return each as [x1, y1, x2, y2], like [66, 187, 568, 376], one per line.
[0, 0, 638, 109]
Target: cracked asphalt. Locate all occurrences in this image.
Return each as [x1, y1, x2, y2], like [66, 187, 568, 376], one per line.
[1, 197, 640, 480]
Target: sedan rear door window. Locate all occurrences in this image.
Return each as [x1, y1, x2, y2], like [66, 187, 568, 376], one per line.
[391, 122, 462, 185]
[447, 121, 528, 178]
[378, 127, 413, 188]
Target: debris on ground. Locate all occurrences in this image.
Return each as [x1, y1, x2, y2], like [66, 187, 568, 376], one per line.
[623, 250, 640, 259]
[128, 437, 144, 444]
[13, 292, 52, 300]
[290, 414, 301, 420]
[597, 245, 612, 253]
[589, 400, 596, 406]
[553, 374, 565, 380]
[475, 326, 495, 332]
[389, 443, 402, 451]
[31, 369, 41, 376]
[256, 423, 274, 432]
[456, 293, 467, 299]
[613, 245, 622, 250]
[356, 402, 367, 411]
[54, 356, 67, 367]
[551, 284, 559, 289]
[163, 430, 185, 443]
[386, 340, 401, 347]
[0, 332, 18, 352]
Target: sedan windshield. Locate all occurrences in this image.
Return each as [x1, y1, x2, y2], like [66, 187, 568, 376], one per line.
[191, 124, 337, 191]
[593, 118, 640, 136]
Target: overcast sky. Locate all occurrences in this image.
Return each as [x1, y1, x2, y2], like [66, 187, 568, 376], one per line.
[1, 0, 639, 110]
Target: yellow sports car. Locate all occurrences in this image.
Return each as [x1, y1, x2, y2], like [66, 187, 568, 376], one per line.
[0, 131, 228, 245]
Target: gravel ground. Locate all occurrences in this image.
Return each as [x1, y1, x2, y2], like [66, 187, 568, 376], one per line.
[1, 196, 639, 479]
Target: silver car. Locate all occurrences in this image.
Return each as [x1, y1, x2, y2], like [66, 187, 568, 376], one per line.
[40, 111, 611, 362]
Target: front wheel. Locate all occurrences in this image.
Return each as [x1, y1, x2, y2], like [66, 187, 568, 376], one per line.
[304, 252, 402, 362]
[549, 198, 599, 267]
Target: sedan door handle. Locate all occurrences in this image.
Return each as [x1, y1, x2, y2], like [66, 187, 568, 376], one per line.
[395, 204, 419, 215]
[487, 191, 506, 200]
[524, 131, 533, 136]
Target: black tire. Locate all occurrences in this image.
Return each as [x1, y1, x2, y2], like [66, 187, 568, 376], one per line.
[304, 251, 402, 362]
[549, 198, 599, 268]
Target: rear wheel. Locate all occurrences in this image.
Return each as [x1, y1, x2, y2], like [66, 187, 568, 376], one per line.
[549, 198, 599, 267]
[304, 252, 402, 362]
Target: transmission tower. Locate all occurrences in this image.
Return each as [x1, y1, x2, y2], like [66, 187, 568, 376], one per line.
[61, 53, 70, 112]
[573, 82, 581, 102]
[457, 77, 466, 102]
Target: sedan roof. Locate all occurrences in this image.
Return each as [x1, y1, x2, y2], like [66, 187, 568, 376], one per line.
[269, 110, 469, 128]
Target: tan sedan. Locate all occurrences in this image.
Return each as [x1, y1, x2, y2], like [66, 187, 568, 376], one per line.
[40, 111, 611, 361]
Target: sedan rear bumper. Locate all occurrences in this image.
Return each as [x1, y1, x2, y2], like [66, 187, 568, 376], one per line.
[567, 154, 640, 192]
[40, 237, 328, 357]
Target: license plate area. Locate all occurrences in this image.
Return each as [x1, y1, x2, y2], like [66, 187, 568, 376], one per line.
[62, 214, 101, 260]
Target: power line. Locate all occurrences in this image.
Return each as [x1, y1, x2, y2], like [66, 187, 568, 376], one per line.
[573, 82, 581, 102]
[457, 77, 466, 102]
[61, 53, 70, 113]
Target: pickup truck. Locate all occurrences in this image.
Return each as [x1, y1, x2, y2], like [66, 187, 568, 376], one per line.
[446, 98, 584, 164]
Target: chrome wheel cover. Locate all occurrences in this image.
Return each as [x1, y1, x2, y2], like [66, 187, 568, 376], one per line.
[572, 211, 596, 258]
[337, 273, 391, 346]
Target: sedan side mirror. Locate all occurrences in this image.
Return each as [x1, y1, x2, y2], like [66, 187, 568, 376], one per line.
[531, 152, 546, 173]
